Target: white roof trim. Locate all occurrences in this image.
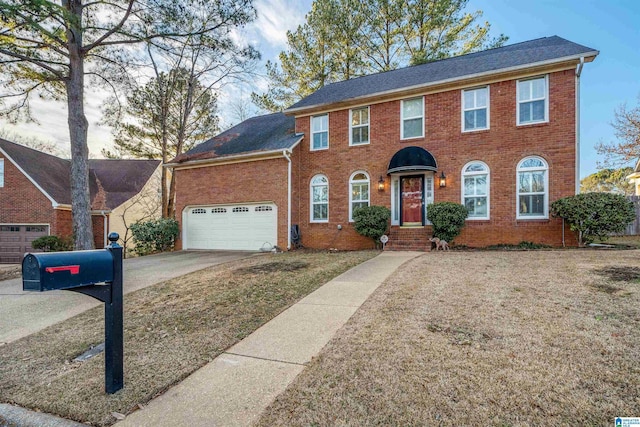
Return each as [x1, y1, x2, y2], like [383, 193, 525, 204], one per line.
[0, 146, 58, 207]
[284, 51, 599, 114]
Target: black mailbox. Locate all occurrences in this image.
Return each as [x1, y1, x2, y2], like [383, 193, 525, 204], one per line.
[22, 233, 124, 394]
[23, 250, 114, 291]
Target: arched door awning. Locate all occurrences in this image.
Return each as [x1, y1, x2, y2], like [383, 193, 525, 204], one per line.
[387, 146, 437, 174]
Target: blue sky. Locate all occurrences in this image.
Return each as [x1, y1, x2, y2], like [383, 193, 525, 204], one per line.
[1, 0, 638, 178]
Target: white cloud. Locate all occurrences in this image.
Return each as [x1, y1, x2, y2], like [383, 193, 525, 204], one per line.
[251, 0, 308, 48]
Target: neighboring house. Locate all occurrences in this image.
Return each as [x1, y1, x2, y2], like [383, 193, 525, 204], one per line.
[627, 160, 640, 196]
[0, 138, 160, 263]
[169, 36, 598, 251]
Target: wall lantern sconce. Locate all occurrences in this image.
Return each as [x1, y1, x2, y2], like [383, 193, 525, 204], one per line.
[378, 176, 385, 192]
[439, 171, 447, 188]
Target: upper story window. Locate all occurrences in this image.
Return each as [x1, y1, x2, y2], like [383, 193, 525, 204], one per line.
[401, 97, 424, 139]
[462, 161, 489, 219]
[310, 174, 329, 222]
[517, 156, 548, 219]
[0, 159, 4, 187]
[517, 76, 548, 125]
[462, 86, 489, 131]
[350, 107, 370, 146]
[349, 171, 370, 221]
[311, 114, 329, 150]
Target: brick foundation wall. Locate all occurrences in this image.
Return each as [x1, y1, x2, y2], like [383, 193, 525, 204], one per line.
[294, 69, 578, 249]
[174, 157, 290, 250]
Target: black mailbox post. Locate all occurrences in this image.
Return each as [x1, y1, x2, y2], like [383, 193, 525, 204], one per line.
[22, 233, 124, 394]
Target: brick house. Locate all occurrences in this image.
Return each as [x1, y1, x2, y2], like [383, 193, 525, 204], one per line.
[169, 36, 598, 251]
[0, 139, 160, 263]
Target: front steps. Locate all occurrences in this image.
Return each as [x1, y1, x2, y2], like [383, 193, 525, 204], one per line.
[385, 226, 432, 251]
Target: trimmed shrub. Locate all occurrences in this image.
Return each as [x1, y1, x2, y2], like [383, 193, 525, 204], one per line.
[426, 202, 468, 243]
[130, 217, 179, 256]
[550, 192, 636, 246]
[31, 235, 73, 252]
[353, 205, 391, 248]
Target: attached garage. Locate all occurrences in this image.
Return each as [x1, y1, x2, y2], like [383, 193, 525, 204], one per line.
[183, 203, 278, 251]
[0, 224, 48, 264]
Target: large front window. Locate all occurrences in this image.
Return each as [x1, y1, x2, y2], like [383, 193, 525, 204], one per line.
[517, 156, 548, 219]
[517, 76, 548, 125]
[311, 114, 329, 150]
[401, 97, 424, 139]
[462, 161, 489, 219]
[310, 174, 328, 222]
[350, 107, 369, 145]
[462, 87, 489, 131]
[349, 171, 369, 221]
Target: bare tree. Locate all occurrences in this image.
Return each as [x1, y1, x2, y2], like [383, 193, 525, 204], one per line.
[596, 97, 640, 167]
[0, 0, 256, 248]
[0, 128, 66, 157]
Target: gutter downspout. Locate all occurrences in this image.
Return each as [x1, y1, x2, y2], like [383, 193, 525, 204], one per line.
[575, 56, 584, 195]
[283, 149, 292, 250]
[101, 211, 108, 248]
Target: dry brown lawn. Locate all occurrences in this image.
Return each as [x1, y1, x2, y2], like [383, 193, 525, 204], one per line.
[0, 250, 377, 426]
[257, 250, 640, 427]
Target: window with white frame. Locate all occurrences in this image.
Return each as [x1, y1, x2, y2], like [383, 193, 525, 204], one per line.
[517, 76, 548, 125]
[310, 174, 329, 222]
[349, 172, 369, 221]
[0, 159, 4, 187]
[350, 107, 369, 145]
[401, 97, 424, 139]
[517, 156, 548, 219]
[462, 87, 489, 131]
[311, 114, 329, 150]
[462, 161, 489, 219]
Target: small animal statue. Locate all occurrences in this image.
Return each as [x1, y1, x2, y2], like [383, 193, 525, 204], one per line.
[429, 237, 450, 251]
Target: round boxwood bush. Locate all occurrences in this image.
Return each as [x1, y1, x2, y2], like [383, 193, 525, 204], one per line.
[353, 205, 391, 248]
[130, 217, 179, 256]
[426, 202, 468, 243]
[31, 235, 73, 252]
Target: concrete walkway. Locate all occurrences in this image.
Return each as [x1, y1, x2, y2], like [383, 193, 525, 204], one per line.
[117, 251, 420, 427]
[0, 250, 254, 344]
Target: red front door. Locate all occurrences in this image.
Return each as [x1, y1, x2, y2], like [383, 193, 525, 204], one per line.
[401, 176, 424, 225]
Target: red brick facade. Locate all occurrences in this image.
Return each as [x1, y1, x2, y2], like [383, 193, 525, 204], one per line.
[0, 153, 108, 249]
[174, 155, 294, 250]
[174, 68, 581, 250]
[293, 69, 579, 249]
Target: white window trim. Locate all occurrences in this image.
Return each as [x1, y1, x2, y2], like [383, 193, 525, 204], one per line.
[348, 171, 370, 222]
[0, 158, 4, 187]
[349, 106, 370, 146]
[310, 174, 329, 223]
[400, 97, 424, 140]
[516, 156, 549, 220]
[461, 86, 490, 133]
[516, 75, 549, 126]
[311, 114, 329, 151]
[461, 161, 490, 220]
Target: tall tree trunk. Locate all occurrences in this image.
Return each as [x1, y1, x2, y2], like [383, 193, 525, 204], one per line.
[167, 173, 176, 219]
[64, 0, 94, 249]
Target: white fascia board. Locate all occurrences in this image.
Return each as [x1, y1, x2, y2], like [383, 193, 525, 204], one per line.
[284, 52, 600, 115]
[0, 146, 58, 207]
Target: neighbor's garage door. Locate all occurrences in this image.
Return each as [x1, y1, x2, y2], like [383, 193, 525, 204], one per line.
[0, 225, 49, 263]
[185, 203, 277, 251]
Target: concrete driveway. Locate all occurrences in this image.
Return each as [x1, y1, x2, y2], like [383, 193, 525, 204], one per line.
[0, 250, 255, 344]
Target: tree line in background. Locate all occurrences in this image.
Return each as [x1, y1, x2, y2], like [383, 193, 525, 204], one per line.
[252, 0, 507, 112]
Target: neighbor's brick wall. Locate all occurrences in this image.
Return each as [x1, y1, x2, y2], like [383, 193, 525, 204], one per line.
[54, 209, 108, 248]
[0, 153, 56, 229]
[294, 69, 578, 249]
[174, 157, 290, 250]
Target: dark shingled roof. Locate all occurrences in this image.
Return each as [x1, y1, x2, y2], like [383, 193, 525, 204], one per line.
[0, 138, 159, 209]
[174, 112, 301, 163]
[287, 36, 597, 111]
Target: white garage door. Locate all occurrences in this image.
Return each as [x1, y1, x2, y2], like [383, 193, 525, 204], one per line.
[185, 203, 277, 251]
